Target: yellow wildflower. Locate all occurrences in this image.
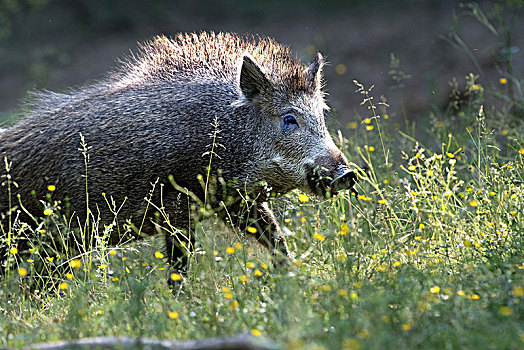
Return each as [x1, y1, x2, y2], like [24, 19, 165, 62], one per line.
[376, 264, 388, 272]
[229, 300, 239, 310]
[238, 275, 249, 283]
[512, 286, 524, 297]
[336, 252, 346, 262]
[320, 285, 332, 291]
[70, 259, 82, 268]
[154, 251, 164, 259]
[47, 184, 56, 191]
[168, 311, 179, 319]
[340, 223, 349, 235]
[499, 306, 512, 316]
[335, 64, 347, 75]
[225, 247, 235, 254]
[18, 267, 27, 276]
[347, 121, 358, 129]
[298, 193, 309, 202]
[313, 233, 325, 241]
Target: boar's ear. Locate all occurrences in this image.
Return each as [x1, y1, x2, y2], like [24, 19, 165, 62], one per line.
[240, 55, 272, 100]
[306, 52, 324, 92]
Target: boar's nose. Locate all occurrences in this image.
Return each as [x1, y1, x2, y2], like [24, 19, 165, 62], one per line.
[330, 165, 357, 194]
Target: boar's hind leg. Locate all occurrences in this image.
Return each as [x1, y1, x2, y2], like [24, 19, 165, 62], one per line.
[165, 229, 195, 274]
[247, 202, 291, 264]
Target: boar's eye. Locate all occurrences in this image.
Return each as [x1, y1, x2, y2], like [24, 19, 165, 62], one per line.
[282, 114, 299, 133]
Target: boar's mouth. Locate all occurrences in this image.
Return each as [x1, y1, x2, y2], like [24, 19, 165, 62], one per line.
[306, 164, 358, 197]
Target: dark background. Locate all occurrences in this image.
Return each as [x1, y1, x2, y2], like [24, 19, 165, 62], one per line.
[1, 0, 522, 127]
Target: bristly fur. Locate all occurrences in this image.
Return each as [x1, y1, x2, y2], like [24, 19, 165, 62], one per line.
[114, 32, 313, 91]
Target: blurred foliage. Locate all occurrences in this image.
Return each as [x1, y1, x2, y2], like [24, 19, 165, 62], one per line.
[0, 0, 50, 41]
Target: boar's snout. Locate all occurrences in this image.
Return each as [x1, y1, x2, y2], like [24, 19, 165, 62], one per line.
[305, 155, 357, 197]
[330, 164, 357, 194]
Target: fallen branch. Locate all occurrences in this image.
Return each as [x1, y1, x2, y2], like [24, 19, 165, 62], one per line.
[21, 333, 279, 350]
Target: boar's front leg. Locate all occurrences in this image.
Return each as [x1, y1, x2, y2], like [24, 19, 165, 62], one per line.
[156, 191, 196, 286]
[247, 202, 291, 264]
[164, 228, 195, 274]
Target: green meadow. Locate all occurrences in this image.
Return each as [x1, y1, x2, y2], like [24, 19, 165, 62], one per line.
[1, 3, 523, 349]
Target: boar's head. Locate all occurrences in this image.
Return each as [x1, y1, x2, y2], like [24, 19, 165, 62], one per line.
[238, 52, 357, 198]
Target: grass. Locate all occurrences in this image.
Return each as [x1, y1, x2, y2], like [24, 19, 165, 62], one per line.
[1, 3, 523, 349]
